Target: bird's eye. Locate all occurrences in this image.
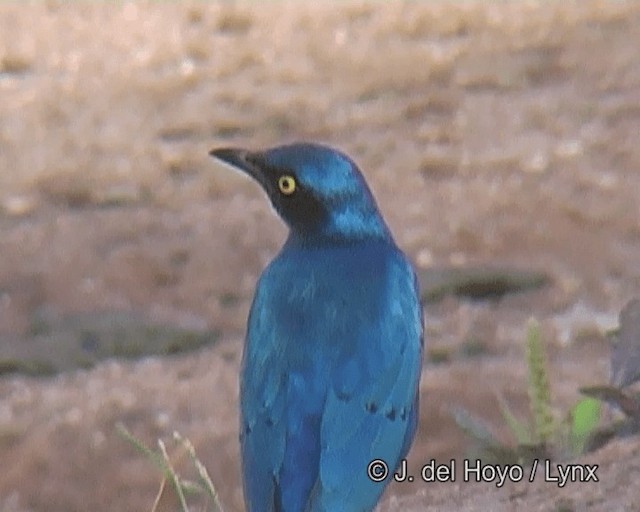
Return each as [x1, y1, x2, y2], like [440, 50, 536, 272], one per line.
[278, 175, 296, 195]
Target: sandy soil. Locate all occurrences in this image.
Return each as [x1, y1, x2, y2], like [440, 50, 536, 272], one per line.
[1, 1, 640, 511]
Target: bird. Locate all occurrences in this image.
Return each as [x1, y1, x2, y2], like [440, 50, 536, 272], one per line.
[209, 142, 423, 512]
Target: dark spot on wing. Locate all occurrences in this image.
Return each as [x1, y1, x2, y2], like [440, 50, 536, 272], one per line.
[365, 402, 378, 413]
[385, 407, 397, 421]
[336, 390, 351, 401]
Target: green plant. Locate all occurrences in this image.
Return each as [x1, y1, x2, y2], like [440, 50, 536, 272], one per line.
[118, 424, 224, 512]
[525, 318, 555, 445]
[452, 318, 602, 463]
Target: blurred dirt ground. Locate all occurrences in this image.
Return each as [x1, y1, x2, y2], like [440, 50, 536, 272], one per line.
[1, 1, 640, 511]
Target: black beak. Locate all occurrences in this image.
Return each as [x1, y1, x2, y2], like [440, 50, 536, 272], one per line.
[209, 147, 266, 185]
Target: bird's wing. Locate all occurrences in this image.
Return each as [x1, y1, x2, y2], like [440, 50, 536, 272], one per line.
[240, 267, 328, 512]
[309, 254, 423, 512]
[240, 279, 289, 512]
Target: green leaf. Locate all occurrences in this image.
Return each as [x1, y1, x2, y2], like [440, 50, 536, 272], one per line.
[496, 393, 532, 445]
[570, 397, 601, 454]
[116, 423, 166, 470]
[450, 405, 500, 447]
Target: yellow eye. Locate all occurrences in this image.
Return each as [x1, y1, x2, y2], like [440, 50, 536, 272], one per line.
[278, 175, 296, 195]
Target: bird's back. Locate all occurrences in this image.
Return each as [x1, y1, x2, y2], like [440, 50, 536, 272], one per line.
[240, 239, 422, 512]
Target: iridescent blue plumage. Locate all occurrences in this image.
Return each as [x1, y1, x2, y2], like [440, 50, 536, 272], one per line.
[210, 143, 423, 512]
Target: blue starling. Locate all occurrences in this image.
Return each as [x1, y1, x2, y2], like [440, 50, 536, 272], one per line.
[210, 142, 423, 512]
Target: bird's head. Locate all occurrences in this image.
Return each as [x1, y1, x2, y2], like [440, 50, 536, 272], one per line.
[210, 142, 391, 244]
